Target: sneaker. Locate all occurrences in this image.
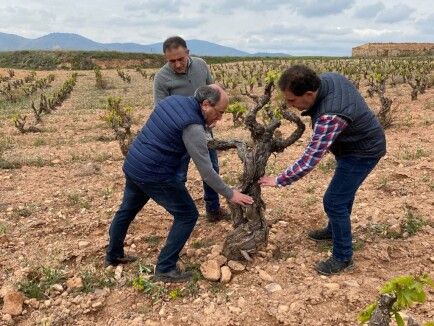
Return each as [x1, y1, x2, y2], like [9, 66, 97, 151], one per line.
[206, 207, 230, 222]
[104, 255, 138, 267]
[314, 256, 354, 276]
[152, 268, 193, 283]
[308, 228, 333, 241]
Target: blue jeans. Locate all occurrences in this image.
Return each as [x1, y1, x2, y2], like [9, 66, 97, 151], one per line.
[323, 156, 380, 261]
[106, 175, 198, 273]
[176, 148, 220, 212]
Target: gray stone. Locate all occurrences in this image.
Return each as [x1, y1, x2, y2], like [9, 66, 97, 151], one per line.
[0, 284, 14, 298]
[66, 277, 83, 290]
[204, 302, 216, 315]
[343, 280, 360, 288]
[227, 260, 245, 272]
[210, 244, 223, 256]
[323, 283, 340, 291]
[220, 266, 232, 283]
[265, 283, 282, 293]
[258, 269, 274, 282]
[115, 265, 123, 280]
[52, 284, 63, 292]
[200, 260, 221, 281]
[92, 301, 103, 309]
[213, 255, 228, 267]
[278, 304, 289, 314]
[2, 289, 24, 316]
[78, 241, 90, 249]
[2, 314, 12, 323]
[228, 305, 242, 314]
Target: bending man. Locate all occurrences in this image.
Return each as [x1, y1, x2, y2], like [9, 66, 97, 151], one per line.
[106, 84, 253, 282]
[259, 65, 386, 275]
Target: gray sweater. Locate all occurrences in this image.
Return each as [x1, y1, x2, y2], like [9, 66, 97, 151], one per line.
[153, 57, 213, 105]
[153, 57, 228, 197]
[182, 124, 233, 199]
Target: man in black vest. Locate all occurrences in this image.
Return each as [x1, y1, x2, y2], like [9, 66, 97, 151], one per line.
[154, 36, 228, 222]
[259, 65, 386, 275]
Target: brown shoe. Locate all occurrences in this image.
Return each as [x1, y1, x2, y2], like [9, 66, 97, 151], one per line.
[206, 207, 230, 222]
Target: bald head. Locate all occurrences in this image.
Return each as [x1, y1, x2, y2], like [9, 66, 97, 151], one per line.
[209, 84, 229, 108]
[194, 84, 227, 106]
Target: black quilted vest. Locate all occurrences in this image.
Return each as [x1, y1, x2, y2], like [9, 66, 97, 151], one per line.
[301, 73, 386, 158]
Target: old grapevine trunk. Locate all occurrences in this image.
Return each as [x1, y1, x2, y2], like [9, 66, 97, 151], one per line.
[368, 294, 396, 326]
[209, 81, 305, 261]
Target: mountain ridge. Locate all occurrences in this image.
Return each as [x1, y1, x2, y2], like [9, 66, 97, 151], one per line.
[0, 32, 290, 57]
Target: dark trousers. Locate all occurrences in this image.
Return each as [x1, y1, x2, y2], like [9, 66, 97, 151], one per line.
[175, 148, 220, 212]
[324, 156, 380, 261]
[106, 175, 198, 273]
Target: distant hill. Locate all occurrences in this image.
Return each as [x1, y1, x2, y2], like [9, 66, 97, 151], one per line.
[0, 32, 29, 51]
[146, 39, 248, 56]
[0, 32, 290, 57]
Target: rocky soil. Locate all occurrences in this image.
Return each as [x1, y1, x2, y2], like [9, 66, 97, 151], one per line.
[0, 67, 433, 325]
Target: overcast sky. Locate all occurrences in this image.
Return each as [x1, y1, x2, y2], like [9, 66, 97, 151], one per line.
[1, 0, 433, 56]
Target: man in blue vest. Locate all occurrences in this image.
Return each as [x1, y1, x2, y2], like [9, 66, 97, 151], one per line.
[154, 36, 228, 222]
[106, 84, 253, 282]
[259, 65, 386, 275]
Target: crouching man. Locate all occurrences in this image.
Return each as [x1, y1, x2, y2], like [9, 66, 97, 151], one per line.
[259, 65, 386, 275]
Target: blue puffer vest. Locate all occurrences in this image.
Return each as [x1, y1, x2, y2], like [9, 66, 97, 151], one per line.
[123, 95, 205, 182]
[302, 73, 386, 158]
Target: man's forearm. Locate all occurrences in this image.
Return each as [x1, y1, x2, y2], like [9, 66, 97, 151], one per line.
[182, 125, 233, 199]
[277, 114, 348, 187]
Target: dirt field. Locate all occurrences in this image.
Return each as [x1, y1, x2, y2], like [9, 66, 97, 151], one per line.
[0, 66, 433, 326]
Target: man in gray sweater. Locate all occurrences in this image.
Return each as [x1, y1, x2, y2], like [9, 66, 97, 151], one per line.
[153, 36, 227, 222]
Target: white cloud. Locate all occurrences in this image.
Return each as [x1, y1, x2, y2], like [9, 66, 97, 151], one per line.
[353, 28, 399, 37]
[203, 0, 285, 14]
[292, 0, 356, 17]
[353, 2, 385, 19]
[375, 4, 415, 23]
[124, 0, 186, 14]
[0, 0, 432, 56]
[415, 14, 434, 34]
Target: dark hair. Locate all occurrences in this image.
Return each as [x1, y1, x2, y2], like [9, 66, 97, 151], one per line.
[163, 36, 187, 53]
[278, 65, 321, 96]
[194, 86, 220, 106]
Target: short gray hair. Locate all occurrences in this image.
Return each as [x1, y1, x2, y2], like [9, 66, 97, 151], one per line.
[194, 86, 220, 106]
[163, 36, 187, 53]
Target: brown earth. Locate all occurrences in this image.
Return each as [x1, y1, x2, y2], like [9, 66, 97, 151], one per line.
[91, 59, 155, 69]
[0, 67, 433, 326]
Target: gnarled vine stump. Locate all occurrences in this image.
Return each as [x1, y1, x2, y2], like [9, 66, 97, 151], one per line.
[368, 294, 396, 326]
[209, 81, 305, 260]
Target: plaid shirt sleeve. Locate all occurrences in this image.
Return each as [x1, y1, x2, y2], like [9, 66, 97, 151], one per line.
[276, 114, 348, 187]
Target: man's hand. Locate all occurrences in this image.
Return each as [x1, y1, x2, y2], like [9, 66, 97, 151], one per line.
[258, 176, 278, 187]
[207, 121, 217, 129]
[229, 190, 254, 206]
